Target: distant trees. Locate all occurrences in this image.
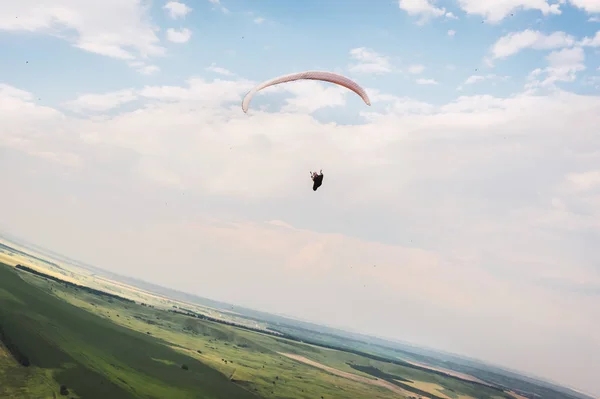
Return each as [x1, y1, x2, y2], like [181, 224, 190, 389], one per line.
[60, 385, 69, 395]
[15, 265, 134, 303]
[167, 308, 290, 339]
[181, 364, 189, 370]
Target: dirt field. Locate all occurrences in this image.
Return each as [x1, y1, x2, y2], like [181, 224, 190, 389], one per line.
[507, 391, 531, 399]
[402, 358, 492, 386]
[280, 352, 424, 398]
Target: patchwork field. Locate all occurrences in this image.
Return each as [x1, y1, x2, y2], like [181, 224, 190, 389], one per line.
[0, 261, 522, 399]
[1, 235, 592, 399]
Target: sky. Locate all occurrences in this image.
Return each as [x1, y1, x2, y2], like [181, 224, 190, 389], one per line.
[0, 0, 599, 395]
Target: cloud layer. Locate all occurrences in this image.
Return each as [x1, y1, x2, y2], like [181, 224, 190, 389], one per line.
[1, 70, 600, 393]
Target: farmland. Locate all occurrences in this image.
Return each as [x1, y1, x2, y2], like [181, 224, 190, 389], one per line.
[0, 261, 519, 399]
[0, 237, 593, 399]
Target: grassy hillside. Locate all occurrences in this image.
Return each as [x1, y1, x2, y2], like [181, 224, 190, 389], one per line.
[0, 260, 577, 399]
[0, 263, 258, 399]
[0, 343, 62, 399]
[1, 235, 592, 399]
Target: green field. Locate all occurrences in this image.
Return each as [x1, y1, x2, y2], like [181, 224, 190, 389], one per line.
[0, 264, 259, 399]
[0, 262, 527, 399]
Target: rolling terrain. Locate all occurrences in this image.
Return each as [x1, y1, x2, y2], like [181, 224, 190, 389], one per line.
[0, 235, 595, 399]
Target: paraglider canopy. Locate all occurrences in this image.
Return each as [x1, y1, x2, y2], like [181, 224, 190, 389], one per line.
[242, 71, 371, 113]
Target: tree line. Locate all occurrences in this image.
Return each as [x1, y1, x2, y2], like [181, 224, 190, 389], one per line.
[15, 265, 135, 304]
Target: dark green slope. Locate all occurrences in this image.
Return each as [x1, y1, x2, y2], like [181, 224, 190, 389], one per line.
[0, 263, 259, 399]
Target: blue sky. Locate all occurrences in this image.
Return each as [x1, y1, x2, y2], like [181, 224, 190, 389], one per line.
[1, 0, 600, 396]
[1, 0, 598, 106]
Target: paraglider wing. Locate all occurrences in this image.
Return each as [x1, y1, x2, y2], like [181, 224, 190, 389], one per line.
[242, 71, 371, 113]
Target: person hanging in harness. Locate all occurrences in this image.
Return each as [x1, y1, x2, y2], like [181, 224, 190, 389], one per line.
[310, 170, 324, 191]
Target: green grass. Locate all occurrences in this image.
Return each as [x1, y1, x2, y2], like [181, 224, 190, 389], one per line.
[0, 263, 402, 399]
[0, 262, 519, 399]
[0, 344, 62, 399]
[0, 264, 258, 399]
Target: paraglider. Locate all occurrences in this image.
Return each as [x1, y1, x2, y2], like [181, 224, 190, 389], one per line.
[241, 71, 367, 193]
[310, 170, 324, 191]
[241, 70, 371, 113]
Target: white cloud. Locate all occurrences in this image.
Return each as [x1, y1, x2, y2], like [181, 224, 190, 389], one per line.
[138, 65, 160, 75]
[589, 16, 600, 22]
[348, 47, 393, 74]
[491, 30, 575, 59]
[278, 81, 352, 114]
[580, 31, 600, 47]
[0, 84, 34, 101]
[456, 0, 561, 23]
[398, 0, 447, 23]
[567, 170, 600, 191]
[0, 84, 81, 166]
[137, 78, 255, 105]
[465, 75, 485, 85]
[128, 61, 160, 75]
[416, 78, 438, 84]
[398, 0, 446, 16]
[63, 89, 138, 113]
[0, 1, 165, 61]
[163, 1, 192, 19]
[448, 29, 456, 36]
[569, 0, 600, 13]
[445, 11, 458, 19]
[547, 46, 585, 67]
[206, 63, 234, 76]
[254, 17, 265, 24]
[408, 64, 425, 74]
[526, 47, 586, 89]
[166, 28, 192, 43]
[208, 0, 230, 14]
[463, 74, 510, 85]
[585, 76, 600, 89]
[367, 90, 435, 115]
